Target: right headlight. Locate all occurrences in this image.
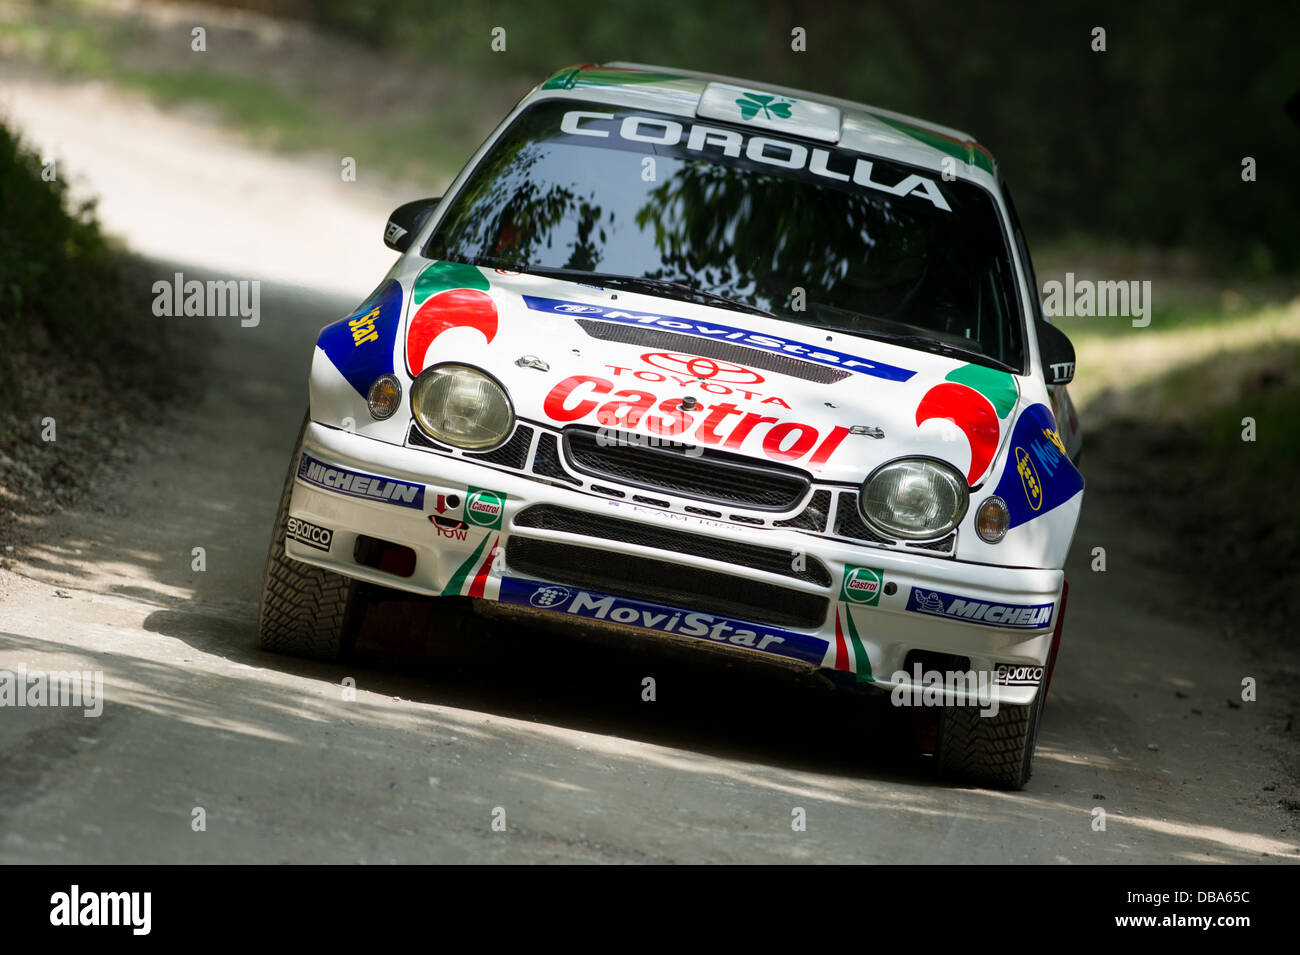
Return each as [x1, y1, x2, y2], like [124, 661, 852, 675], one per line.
[859, 458, 968, 540]
[410, 363, 514, 449]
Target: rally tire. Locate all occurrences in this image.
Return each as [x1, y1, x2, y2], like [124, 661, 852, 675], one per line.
[934, 691, 1043, 790]
[257, 418, 361, 661]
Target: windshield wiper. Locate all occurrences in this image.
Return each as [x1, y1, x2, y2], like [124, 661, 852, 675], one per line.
[456, 258, 1014, 369]
[507, 265, 780, 319]
[851, 331, 1016, 373]
[782, 313, 1017, 372]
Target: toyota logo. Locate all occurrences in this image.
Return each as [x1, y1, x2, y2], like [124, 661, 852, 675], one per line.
[553, 303, 603, 314]
[640, 352, 765, 384]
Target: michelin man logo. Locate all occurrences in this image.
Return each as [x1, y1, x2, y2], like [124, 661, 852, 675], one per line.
[914, 590, 945, 613]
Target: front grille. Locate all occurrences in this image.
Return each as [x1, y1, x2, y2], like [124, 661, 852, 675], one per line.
[505, 537, 829, 629]
[833, 491, 895, 544]
[774, 489, 831, 532]
[833, 491, 956, 553]
[407, 423, 534, 470]
[404, 418, 953, 556]
[562, 427, 810, 511]
[575, 319, 851, 384]
[407, 424, 453, 453]
[532, 433, 580, 484]
[464, 425, 534, 469]
[514, 504, 832, 586]
[685, 506, 722, 518]
[904, 533, 958, 553]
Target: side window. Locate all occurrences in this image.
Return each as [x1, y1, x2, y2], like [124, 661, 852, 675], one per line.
[1000, 181, 1044, 324]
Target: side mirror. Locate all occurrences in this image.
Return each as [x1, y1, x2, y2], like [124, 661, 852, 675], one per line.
[383, 197, 441, 252]
[1037, 321, 1076, 385]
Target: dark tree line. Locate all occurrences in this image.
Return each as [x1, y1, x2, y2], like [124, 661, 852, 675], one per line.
[214, 0, 1300, 273]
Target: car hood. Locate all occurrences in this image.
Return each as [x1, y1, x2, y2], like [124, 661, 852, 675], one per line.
[400, 263, 1022, 487]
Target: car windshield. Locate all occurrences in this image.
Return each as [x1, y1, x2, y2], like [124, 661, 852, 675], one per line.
[425, 100, 1026, 371]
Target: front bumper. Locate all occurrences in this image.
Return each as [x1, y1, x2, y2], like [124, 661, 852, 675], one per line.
[285, 421, 1065, 706]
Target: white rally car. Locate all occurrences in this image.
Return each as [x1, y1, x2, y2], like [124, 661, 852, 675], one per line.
[259, 63, 1084, 789]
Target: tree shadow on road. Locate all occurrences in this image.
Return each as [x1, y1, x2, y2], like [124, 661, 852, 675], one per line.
[141, 596, 927, 788]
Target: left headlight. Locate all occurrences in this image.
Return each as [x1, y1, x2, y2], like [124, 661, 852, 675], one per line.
[859, 458, 968, 540]
[410, 363, 514, 450]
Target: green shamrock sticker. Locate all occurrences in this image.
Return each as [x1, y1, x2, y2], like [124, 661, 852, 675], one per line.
[736, 92, 794, 121]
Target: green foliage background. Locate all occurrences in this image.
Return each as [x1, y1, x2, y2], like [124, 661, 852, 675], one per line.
[294, 0, 1300, 274]
[0, 124, 120, 389]
[0, 124, 199, 401]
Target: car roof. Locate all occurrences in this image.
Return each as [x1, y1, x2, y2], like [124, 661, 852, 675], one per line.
[534, 62, 998, 179]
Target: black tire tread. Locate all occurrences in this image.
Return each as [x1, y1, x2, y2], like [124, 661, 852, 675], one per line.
[935, 698, 1037, 790]
[257, 418, 356, 661]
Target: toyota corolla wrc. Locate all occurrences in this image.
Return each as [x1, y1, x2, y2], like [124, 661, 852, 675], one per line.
[258, 62, 1084, 789]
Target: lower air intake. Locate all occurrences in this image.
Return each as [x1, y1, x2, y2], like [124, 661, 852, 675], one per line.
[504, 537, 829, 630]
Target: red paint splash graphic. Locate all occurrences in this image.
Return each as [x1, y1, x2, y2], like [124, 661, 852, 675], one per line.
[915, 382, 1000, 484]
[406, 288, 498, 375]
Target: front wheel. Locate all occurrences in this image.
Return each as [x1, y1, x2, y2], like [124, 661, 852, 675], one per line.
[934, 584, 1065, 789]
[257, 416, 362, 661]
[934, 690, 1043, 790]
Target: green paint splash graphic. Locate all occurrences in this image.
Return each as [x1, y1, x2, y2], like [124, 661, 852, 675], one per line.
[944, 364, 1017, 418]
[414, 260, 489, 306]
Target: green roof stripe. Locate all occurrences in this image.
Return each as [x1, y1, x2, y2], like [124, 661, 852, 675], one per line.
[541, 67, 684, 91]
[869, 114, 995, 174]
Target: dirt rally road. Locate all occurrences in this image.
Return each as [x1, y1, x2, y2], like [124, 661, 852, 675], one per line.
[1, 78, 1297, 865]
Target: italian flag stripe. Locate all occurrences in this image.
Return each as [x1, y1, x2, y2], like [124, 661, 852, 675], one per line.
[441, 534, 490, 596]
[842, 606, 874, 682]
[467, 536, 500, 599]
[833, 608, 852, 671]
